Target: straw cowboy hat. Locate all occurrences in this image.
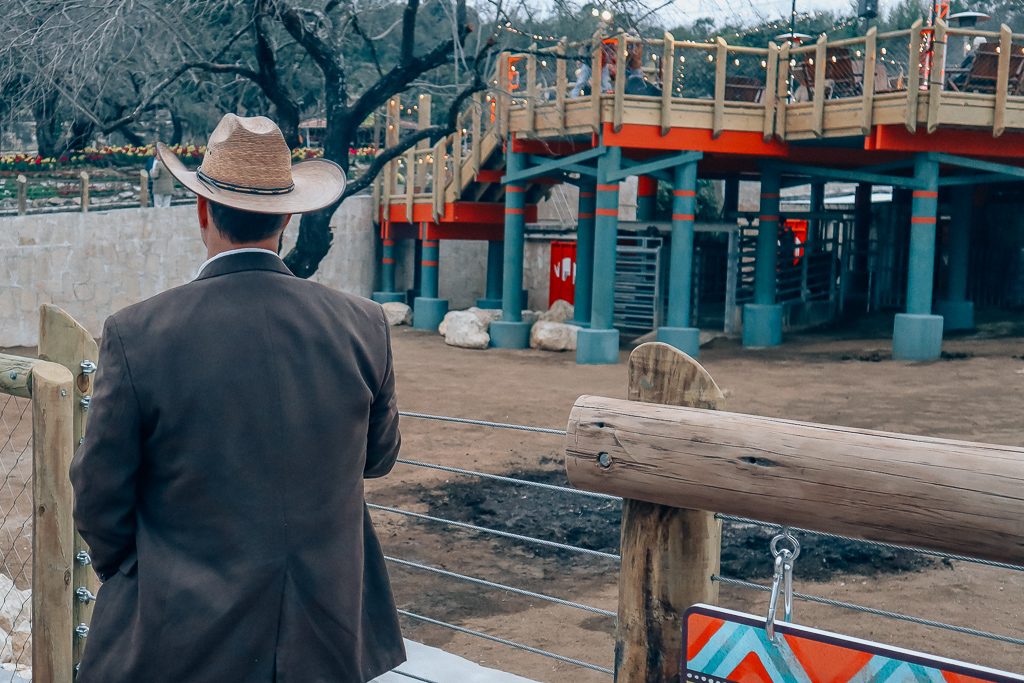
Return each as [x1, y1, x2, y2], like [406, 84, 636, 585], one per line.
[156, 113, 346, 215]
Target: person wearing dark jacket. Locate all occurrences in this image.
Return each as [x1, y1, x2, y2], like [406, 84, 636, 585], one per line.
[71, 113, 405, 683]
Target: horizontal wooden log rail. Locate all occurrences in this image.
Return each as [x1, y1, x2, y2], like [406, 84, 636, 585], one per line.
[565, 394, 1024, 566]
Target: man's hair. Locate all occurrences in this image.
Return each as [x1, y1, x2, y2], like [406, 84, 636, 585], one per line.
[208, 202, 288, 243]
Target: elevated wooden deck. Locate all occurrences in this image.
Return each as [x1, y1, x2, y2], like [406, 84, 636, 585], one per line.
[377, 19, 1024, 228]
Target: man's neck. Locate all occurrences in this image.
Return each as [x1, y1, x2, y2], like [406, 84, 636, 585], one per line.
[205, 239, 280, 260]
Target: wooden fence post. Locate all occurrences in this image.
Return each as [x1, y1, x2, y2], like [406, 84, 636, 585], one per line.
[31, 359, 76, 683]
[38, 304, 100, 673]
[79, 171, 90, 213]
[17, 174, 28, 215]
[139, 169, 150, 208]
[614, 342, 725, 682]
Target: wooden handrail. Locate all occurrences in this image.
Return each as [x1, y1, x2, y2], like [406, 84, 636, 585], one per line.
[926, 19, 948, 133]
[994, 23, 1012, 138]
[905, 19, 924, 133]
[565, 394, 1024, 566]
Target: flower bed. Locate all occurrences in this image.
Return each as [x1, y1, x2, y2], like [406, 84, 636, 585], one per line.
[1, 144, 377, 173]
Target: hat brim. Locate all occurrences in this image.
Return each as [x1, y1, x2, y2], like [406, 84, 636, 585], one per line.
[156, 142, 347, 215]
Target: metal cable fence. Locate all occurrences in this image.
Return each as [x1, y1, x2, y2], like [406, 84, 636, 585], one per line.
[379, 409, 1022, 679]
[373, 411, 616, 678]
[0, 395, 33, 676]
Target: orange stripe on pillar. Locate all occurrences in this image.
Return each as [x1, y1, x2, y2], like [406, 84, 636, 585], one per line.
[505, 208, 525, 215]
[423, 240, 439, 247]
[507, 185, 525, 193]
[383, 239, 395, 246]
[382, 258, 395, 264]
[597, 184, 618, 192]
[596, 208, 618, 216]
[578, 212, 595, 219]
[911, 216, 937, 224]
[671, 214, 695, 221]
[673, 190, 696, 197]
[422, 260, 439, 267]
[912, 191, 938, 198]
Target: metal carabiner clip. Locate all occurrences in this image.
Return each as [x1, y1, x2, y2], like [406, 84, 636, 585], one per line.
[765, 529, 800, 643]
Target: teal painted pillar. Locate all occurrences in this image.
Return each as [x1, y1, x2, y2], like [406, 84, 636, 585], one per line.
[412, 231, 449, 330]
[477, 241, 504, 309]
[577, 147, 621, 364]
[490, 148, 531, 348]
[743, 168, 784, 347]
[636, 175, 658, 222]
[935, 188, 974, 331]
[893, 155, 943, 360]
[656, 159, 701, 357]
[372, 232, 406, 304]
[573, 182, 596, 327]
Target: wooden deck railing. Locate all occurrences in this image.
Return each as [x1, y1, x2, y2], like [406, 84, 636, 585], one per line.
[376, 20, 1024, 217]
[562, 342, 1024, 682]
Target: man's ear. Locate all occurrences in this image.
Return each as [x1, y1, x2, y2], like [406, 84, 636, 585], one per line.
[197, 196, 210, 230]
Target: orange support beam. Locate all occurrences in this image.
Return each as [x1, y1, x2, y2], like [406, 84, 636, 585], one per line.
[867, 124, 1024, 160]
[603, 124, 789, 157]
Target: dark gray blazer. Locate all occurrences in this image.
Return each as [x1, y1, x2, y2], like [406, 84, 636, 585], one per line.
[70, 251, 405, 683]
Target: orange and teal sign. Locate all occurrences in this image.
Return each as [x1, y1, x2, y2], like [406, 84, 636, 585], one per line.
[684, 605, 1022, 683]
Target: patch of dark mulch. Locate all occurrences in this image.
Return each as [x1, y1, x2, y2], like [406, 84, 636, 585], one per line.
[941, 351, 973, 360]
[417, 465, 936, 582]
[840, 351, 885, 362]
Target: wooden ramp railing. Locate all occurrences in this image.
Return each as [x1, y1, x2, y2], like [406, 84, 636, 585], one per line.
[564, 342, 1024, 683]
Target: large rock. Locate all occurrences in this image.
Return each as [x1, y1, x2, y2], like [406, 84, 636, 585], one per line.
[439, 307, 502, 335]
[0, 573, 31, 672]
[443, 311, 490, 349]
[530, 321, 578, 352]
[539, 299, 574, 323]
[382, 302, 412, 326]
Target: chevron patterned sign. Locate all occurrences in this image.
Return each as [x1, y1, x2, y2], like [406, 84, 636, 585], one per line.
[683, 605, 1023, 683]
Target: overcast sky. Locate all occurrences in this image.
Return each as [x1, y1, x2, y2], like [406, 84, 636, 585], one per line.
[657, 0, 857, 27]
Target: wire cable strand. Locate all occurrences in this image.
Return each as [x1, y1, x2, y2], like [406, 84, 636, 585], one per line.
[396, 458, 621, 502]
[386, 555, 617, 618]
[397, 609, 613, 674]
[399, 411, 567, 436]
[713, 575, 1024, 646]
[369, 503, 620, 561]
[717, 514, 1024, 572]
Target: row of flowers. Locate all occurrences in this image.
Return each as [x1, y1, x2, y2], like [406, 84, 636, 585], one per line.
[1, 144, 378, 172]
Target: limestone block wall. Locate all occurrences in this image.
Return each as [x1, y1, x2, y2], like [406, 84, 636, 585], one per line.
[1, 196, 376, 347]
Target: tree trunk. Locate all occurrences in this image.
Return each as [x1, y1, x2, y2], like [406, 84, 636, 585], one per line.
[283, 209, 334, 278]
[33, 91, 62, 158]
[283, 94, 352, 278]
[276, 102, 301, 149]
[64, 119, 96, 152]
[170, 109, 184, 145]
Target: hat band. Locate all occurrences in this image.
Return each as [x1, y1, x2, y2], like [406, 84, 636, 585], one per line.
[196, 168, 295, 196]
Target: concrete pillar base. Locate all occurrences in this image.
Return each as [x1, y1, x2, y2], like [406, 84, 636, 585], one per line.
[934, 300, 974, 332]
[656, 327, 701, 358]
[893, 313, 943, 361]
[489, 320, 531, 349]
[476, 298, 503, 310]
[742, 304, 783, 348]
[412, 297, 449, 331]
[576, 328, 620, 364]
[372, 291, 407, 304]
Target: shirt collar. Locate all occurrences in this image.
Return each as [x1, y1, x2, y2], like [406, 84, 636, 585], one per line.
[194, 248, 283, 280]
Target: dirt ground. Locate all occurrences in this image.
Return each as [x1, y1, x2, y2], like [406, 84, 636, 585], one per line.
[370, 323, 1024, 680]
[2, 321, 1022, 680]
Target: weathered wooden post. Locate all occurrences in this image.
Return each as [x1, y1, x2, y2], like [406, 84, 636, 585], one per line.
[30, 358, 76, 683]
[38, 304, 100, 673]
[139, 169, 150, 208]
[79, 171, 90, 213]
[598, 342, 726, 682]
[16, 174, 28, 215]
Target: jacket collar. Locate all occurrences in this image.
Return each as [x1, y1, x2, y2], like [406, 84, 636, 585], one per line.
[194, 250, 294, 281]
